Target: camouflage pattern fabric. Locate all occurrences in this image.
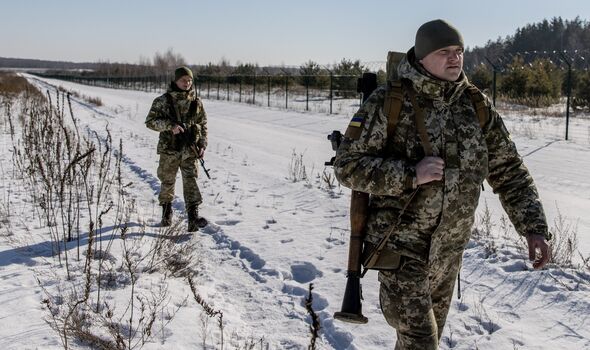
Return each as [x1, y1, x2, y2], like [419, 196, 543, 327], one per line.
[156, 151, 202, 207]
[334, 48, 548, 349]
[145, 83, 208, 154]
[378, 253, 462, 350]
[146, 82, 207, 206]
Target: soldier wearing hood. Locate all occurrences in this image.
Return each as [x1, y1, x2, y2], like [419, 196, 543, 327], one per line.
[146, 66, 208, 232]
[334, 20, 551, 350]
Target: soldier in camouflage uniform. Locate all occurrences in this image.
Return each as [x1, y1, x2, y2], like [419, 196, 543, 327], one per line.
[334, 20, 551, 350]
[146, 66, 208, 232]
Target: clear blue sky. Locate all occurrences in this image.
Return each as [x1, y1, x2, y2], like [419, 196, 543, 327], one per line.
[1, 0, 587, 66]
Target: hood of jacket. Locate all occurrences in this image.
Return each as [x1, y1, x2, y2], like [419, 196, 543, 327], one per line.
[167, 81, 197, 102]
[398, 48, 470, 110]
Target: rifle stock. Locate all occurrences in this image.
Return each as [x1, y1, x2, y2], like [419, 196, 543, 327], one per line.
[333, 190, 369, 324]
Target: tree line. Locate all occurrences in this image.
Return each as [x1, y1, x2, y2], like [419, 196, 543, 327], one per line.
[465, 17, 590, 108]
[7, 16, 590, 109]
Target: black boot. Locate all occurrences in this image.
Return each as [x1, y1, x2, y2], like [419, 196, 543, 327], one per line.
[161, 203, 172, 227]
[187, 205, 207, 232]
[187, 205, 199, 232]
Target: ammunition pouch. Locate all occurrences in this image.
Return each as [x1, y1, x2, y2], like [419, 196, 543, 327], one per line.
[361, 241, 402, 270]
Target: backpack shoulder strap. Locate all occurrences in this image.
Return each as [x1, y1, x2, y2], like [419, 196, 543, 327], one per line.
[383, 80, 404, 140]
[383, 80, 434, 156]
[465, 84, 489, 129]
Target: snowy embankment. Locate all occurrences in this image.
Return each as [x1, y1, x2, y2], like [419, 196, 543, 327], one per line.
[0, 74, 588, 349]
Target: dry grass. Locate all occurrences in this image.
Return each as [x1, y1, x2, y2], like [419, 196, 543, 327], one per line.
[0, 72, 42, 97]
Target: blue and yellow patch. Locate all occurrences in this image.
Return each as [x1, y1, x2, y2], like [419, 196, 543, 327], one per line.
[344, 112, 366, 140]
[348, 116, 364, 128]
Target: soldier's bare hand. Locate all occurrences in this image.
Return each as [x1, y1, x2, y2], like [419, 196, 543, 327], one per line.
[527, 234, 550, 269]
[415, 156, 445, 185]
[198, 147, 205, 159]
[172, 124, 185, 135]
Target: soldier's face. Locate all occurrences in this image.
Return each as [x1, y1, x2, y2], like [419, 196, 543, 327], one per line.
[419, 45, 463, 82]
[175, 75, 193, 91]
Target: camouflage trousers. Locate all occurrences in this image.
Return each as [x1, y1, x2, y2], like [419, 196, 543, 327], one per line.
[157, 151, 202, 208]
[378, 252, 462, 350]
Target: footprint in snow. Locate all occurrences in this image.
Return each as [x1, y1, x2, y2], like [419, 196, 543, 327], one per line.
[214, 219, 241, 226]
[291, 261, 323, 284]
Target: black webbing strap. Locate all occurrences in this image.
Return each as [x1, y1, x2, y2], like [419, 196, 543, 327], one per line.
[407, 87, 433, 157]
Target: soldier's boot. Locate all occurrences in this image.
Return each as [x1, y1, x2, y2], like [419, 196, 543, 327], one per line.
[160, 203, 172, 227]
[187, 204, 199, 232]
[187, 205, 207, 232]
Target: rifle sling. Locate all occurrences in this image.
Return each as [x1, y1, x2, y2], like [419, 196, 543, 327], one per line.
[362, 188, 419, 275]
[362, 81, 489, 275]
[362, 82, 433, 275]
[465, 85, 489, 128]
[407, 87, 433, 157]
[165, 92, 199, 126]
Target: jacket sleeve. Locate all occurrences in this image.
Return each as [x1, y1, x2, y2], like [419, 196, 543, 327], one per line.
[145, 96, 174, 132]
[333, 88, 415, 197]
[484, 104, 550, 240]
[195, 98, 208, 149]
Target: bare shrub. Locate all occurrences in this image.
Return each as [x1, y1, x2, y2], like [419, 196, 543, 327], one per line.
[549, 204, 579, 268]
[2, 78, 199, 349]
[287, 149, 307, 182]
[472, 201, 498, 258]
[474, 201, 494, 240]
[188, 276, 224, 349]
[84, 95, 103, 106]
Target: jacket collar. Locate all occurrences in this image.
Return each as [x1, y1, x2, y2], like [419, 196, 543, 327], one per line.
[398, 48, 470, 109]
[167, 81, 197, 102]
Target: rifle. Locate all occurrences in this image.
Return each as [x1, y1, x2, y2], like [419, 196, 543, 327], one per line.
[199, 158, 211, 179]
[328, 73, 377, 324]
[181, 143, 211, 180]
[166, 93, 212, 180]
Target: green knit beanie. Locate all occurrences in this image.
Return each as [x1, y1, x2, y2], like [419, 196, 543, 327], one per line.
[174, 66, 193, 81]
[414, 19, 464, 60]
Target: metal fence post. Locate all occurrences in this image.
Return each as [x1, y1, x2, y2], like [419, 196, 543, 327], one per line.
[306, 79, 309, 111]
[253, 74, 256, 105]
[284, 75, 288, 109]
[267, 75, 271, 107]
[329, 72, 333, 114]
[485, 57, 498, 106]
[559, 51, 572, 141]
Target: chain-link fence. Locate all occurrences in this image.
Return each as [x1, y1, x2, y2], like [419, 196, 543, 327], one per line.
[464, 49, 590, 142]
[34, 72, 367, 116]
[31, 51, 590, 144]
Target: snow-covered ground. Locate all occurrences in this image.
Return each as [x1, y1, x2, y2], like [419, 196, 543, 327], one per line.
[0, 74, 589, 349]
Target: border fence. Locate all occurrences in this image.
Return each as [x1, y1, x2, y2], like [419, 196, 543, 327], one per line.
[30, 49, 590, 142]
[32, 72, 369, 116]
[464, 49, 590, 141]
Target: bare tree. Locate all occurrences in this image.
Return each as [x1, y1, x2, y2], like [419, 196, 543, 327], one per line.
[153, 48, 186, 74]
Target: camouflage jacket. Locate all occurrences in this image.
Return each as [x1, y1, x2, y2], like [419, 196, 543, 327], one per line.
[334, 50, 549, 265]
[145, 83, 208, 154]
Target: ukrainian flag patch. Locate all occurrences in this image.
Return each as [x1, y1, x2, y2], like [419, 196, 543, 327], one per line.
[344, 112, 366, 140]
[348, 116, 364, 128]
